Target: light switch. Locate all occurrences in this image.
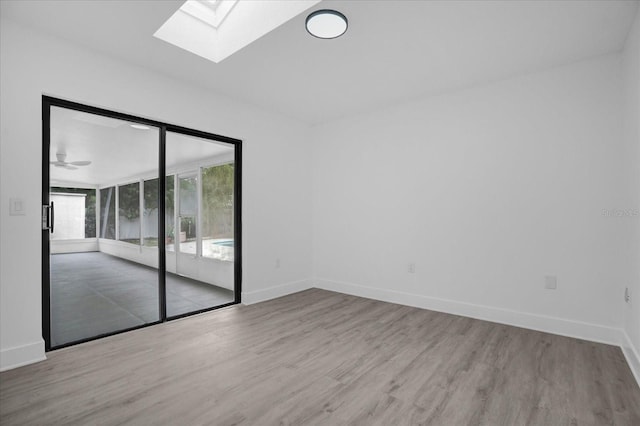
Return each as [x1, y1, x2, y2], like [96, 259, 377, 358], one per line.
[9, 198, 26, 216]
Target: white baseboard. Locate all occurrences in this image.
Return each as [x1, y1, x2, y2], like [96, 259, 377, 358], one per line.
[242, 279, 313, 305]
[0, 340, 46, 372]
[621, 331, 640, 388]
[314, 278, 624, 347]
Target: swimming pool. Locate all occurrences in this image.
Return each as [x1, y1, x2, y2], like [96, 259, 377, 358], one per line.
[212, 239, 234, 247]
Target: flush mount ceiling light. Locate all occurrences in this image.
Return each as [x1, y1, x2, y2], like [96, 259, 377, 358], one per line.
[305, 9, 348, 39]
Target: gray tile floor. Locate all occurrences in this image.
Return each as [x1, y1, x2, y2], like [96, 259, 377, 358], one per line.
[50, 252, 234, 347]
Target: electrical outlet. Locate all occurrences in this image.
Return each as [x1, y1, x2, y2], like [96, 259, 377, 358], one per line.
[625, 287, 631, 303]
[275, 258, 281, 269]
[544, 275, 557, 290]
[408, 263, 415, 273]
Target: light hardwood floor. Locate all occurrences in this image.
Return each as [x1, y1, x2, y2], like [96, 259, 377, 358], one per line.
[1, 289, 639, 425]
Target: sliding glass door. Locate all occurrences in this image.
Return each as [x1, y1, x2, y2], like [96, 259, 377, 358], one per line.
[43, 97, 241, 350]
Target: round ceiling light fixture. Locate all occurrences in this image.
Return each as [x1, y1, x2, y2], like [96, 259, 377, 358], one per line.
[305, 9, 348, 39]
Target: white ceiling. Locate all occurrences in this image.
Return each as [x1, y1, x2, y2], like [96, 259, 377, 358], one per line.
[50, 107, 233, 186]
[2, 0, 638, 124]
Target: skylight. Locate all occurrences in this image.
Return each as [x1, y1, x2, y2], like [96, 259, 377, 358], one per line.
[154, 0, 321, 64]
[180, 0, 238, 29]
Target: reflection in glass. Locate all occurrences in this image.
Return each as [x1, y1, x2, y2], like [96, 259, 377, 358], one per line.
[118, 182, 141, 245]
[99, 187, 116, 239]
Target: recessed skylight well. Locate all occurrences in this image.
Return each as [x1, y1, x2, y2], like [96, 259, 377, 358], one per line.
[181, 0, 238, 29]
[154, 0, 321, 63]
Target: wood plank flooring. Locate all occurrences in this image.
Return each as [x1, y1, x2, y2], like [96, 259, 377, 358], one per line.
[1, 289, 639, 425]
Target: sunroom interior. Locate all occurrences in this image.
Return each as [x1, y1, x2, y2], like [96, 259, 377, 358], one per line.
[49, 106, 236, 347]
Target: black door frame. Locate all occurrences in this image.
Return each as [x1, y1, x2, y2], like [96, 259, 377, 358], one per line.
[42, 96, 242, 351]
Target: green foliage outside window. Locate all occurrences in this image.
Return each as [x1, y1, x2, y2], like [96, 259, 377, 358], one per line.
[143, 176, 175, 246]
[202, 163, 234, 239]
[118, 182, 140, 221]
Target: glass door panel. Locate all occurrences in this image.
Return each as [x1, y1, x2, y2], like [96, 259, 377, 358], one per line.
[166, 131, 236, 317]
[48, 106, 160, 348]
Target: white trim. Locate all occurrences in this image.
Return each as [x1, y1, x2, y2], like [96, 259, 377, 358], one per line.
[0, 340, 46, 372]
[51, 238, 99, 254]
[166, 152, 234, 178]
[621, 331, 640, 388]
[242, 279, 313, 305]
[50, 180, 98, 190]
[313, 278, 624, 346]
[99, 173, 155, 190]
[50, 192, 87, 197]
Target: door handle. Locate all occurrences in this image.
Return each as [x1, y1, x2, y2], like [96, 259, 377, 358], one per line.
[42, 202, 54, 232]
[50, 201, 54, 234]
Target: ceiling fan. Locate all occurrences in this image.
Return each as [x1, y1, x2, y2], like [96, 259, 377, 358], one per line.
[50, 153, 91, 170]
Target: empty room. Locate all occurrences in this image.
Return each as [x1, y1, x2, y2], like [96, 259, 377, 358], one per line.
[0, 0, 639, 424]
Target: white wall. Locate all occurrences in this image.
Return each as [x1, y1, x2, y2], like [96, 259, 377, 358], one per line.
[0, 19, 312, 370]
[621, 8, 640, 383]
[311, 53, 628, 344]
[50, 239, 98, 254]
